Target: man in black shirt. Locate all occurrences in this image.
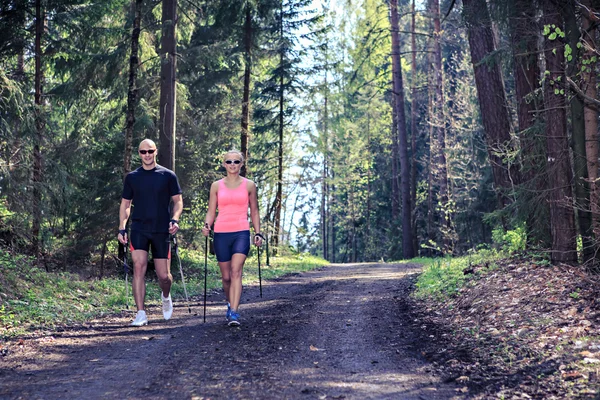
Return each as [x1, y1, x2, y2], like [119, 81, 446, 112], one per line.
[117, 139, 183, 326]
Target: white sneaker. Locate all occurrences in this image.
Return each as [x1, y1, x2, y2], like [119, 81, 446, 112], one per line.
[162, 293, 173, 320]
[131, 310, 148, 326]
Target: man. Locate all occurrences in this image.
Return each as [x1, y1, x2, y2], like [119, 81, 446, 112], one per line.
[117, 139, 183, 326]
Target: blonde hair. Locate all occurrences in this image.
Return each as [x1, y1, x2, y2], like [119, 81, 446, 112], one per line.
[223, 149, 245, 163]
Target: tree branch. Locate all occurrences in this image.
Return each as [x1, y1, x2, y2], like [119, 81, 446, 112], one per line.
[567, 76, 600, 109]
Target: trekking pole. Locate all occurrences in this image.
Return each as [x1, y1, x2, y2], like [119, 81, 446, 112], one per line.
[122, 243, 130, 309]
[257, 245, 263, 298]
[203, 234, 208, 323]
[172, 235, 191, 313]
[265, 230, 270, 267]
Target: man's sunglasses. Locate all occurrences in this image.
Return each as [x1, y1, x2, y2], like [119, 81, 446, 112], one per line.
[139, 149, 156, 155]
[225, 159, 242, 164]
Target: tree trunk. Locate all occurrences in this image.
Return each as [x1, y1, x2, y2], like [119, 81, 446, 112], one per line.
[391, 96, 399, 220]
[330, 168, 336, 263]
[565, 2, 594, 264]
[462, 0, 518, 209]
[427, 73, 435, 257]
[240, 6, 252, 178]
[542, 0, 577, 264]
[322, 67, 329, 260]
[272, 8, 285, 252]
[410, 0, 418, 256]
[581, 0, 600, 241]
[509, 0, 550, 247]
[389, 0, 414, 258]
[158, 0, 177, 171]
[124, 0, 142, 176]
[431, 0, 451, 253]
[32, 0, 44, 259]
[366, 106, 372, 260]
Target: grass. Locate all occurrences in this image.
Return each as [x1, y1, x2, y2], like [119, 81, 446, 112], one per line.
[0, 247, 328, 338]
[412, 249, 504, 300]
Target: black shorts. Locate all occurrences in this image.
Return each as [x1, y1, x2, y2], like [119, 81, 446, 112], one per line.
[213, 230, 250, 262]
[129, 231, 171, 259]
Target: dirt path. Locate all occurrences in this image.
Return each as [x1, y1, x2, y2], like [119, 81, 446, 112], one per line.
[1, 262, 466, 399]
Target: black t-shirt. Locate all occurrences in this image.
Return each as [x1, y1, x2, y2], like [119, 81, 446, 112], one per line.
[122, 165, 182, 233]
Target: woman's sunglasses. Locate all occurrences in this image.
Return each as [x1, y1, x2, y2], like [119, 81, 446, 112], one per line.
[225, 159, 242, 164]
[139, 149, 156, 154]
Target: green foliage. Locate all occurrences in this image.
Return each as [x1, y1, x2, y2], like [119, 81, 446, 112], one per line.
[413, 249, 503, 300]
[491, 224, 527, 254]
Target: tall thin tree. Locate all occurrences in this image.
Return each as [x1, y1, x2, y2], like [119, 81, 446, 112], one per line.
[430, 0, 452, 252]
[158, 0, 177, 170]
[241, 3, 252, 177]
[124, 0, 143, 175]
[565, 1, 594, 264]
[32, 0, 44, 258]
[410, 0, 418, 255]
[541, 0, 577, 264]
[389, 0, 414, 258]
[508, 0, 550, 247]
[580, 0, 600, 240]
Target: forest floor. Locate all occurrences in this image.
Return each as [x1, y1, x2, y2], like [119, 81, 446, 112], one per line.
[1, 259, 599, 399]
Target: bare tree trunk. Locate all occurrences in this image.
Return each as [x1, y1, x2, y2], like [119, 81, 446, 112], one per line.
[462, 0, 518, 210]
[565, 2, 594, 264]
[410, 0, 418, 256]
[158, 0, 177, 170]
[389, 0, 414, 258]
[430, 0, 451, 253]
[32, 0, 44, 259]
[240, 6, 252, 177]
[272, 20, 285, 252]
[321, 141, 328, 260]
[391, 96, 399, 220]
[330, 168, 336, 263]
[322, 65, 329, 260]
[124, 0, 142, 176]
[427, 72, 436, 257]
[581, 0, 600, 240]
[509, 0, 550, 247]
[350, 187, 356, 262]
[542, 0, 577, 265]
[366, 107, 372, 260]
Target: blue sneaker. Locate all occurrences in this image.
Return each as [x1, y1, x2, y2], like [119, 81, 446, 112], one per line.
[228, 310, 241, 327]
[226, 303, 231, 321]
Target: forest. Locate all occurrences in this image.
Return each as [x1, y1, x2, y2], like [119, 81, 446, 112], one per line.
[0, 0, 598, 271]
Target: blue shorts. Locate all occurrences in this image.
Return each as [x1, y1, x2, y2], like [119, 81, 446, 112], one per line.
[213, 230, 250, 262]
[129, 231, 171, 259]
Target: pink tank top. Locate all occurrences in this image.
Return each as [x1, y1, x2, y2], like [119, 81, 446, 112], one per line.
[214, 178, 250, 233]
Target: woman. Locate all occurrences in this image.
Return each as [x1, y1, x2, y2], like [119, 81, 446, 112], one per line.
[202, 150, 264, 326]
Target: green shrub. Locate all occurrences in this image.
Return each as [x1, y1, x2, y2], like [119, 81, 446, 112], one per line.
[414, 249, 502, 300]
[492, 223, 527, 253]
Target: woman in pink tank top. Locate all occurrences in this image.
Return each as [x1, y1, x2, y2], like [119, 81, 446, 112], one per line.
[202, 150, 263, 326]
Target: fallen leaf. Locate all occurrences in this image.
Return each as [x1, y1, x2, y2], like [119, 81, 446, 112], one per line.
[562, 371, 583, 380]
